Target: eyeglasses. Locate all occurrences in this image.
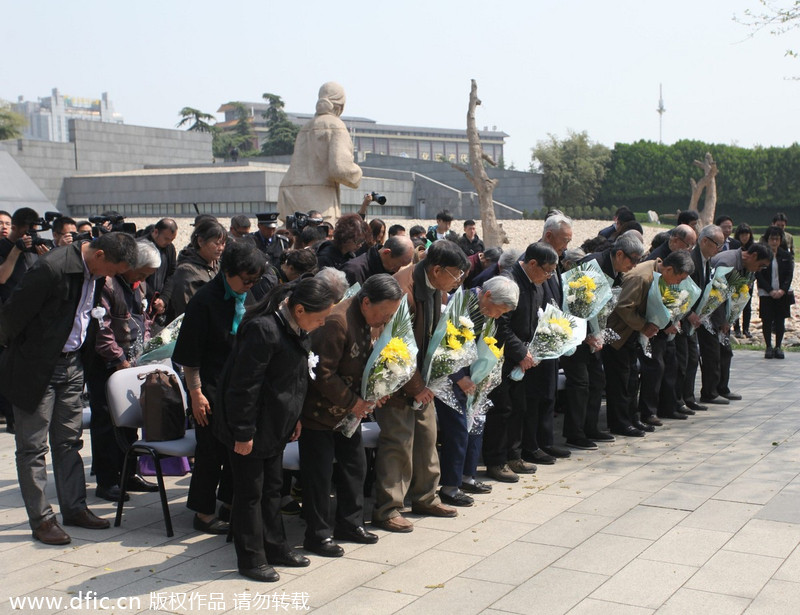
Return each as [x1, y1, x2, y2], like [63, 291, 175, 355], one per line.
[626, 254, 641, 265]
[238, 275, 261, 287]
[538, 264, 557, 278]
[442, 267, 466, 283]
[676, 236, 695, 250]
[705, 236, 723, 251]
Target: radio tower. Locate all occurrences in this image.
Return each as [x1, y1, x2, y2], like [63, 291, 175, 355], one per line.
[657, 83, 666, 144]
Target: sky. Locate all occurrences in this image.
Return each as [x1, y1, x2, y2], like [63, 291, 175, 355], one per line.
[2, 0, 798, 169]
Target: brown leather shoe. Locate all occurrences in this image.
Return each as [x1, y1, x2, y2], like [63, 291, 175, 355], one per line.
[63, 508, 110, 530]
[33, 518, 71, 545]
[372, 515, 414, 533]
[411, 502, 458, 518]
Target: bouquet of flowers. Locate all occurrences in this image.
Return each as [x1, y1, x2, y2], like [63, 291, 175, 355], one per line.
[138, 314, 184, 364]
[638, 273, 700, 355]
[341, 282, 361, 302]
[562, 260, 613, 320]
[587, 279, 621, 349]
[464, 318, 504, 431]
[334, 298, 418, 437]
[510, 302, 586, 381]
[423, 287, 479, 405]
[726, 270, 754, 325]
[688, 265, 733, 335]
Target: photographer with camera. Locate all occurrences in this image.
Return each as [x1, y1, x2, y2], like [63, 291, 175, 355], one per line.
[52, 216, 79, 247]
[0, 207, 50, 303]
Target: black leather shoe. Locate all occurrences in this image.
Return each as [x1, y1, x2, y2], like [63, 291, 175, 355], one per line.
[193, 514, 230, 535]
[460, 481, 492, 494]
[542, 445, 571, 458]
[304, 538, 344, 558]
[644, 415, 663, 427]
[334, 525, 379, 544]
[268, 549, 311, 568]
[439, 490, 474, 507]
[522, 449, 556, 465]
[685, 401, 708, 411]
[586, 431, 615, 442]
[612, 426, 645, 437]
[95, 485, 129, 503]
[700, 396, 729, 405]
[239, 564, 280, 583]
[125, 474, 159, 492]
[659, 412, 688, 420]
[718, 391, 742, 401]
[677, 405, 696, 415]
[633, 420, 655, 432]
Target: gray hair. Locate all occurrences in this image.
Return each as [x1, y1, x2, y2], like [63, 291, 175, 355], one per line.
[698, 224, 722, 241]
[498, 248, 520, 271]
[481, 276, 520, 309]
[135, 238, 162, 269]
[315, 267, 349, 303]
[613, 233, 645, 258]
[562, 248, 586, 270]
[543, 213, 573, 235]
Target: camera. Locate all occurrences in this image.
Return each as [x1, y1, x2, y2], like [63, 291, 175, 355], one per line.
[285, 212, 310, 233]
[89, 213, 137, 237]
[371, 192, 387, 206]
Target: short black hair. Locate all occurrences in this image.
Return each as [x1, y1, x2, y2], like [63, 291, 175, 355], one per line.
[483, 247, 502, 264]
[91, 231, 138, 268]
[614, 206, 632, 218]
[11, 207, 39, 227]
[230, 214, 251, 229]
[52, 216, 77, 234]
[714, 215, 733, 226]
[523, 241, 558, 265]
[409, 225, 426, 238]
[388, 224, 405, 236]
[358, 273, 403, 303]
[283, 248, 318, 274]
[464, 219, 476, 227]
[436, 210, 454, 223]
[773, 212, 789, 224]
[616, 209, 636, 224]
[220, 240, 266, 277]
[425, 239, 469, 271]
[663, 250, 694, 275]
[746, 242, 772, 262]
[155, 218, 178, 233]
[677, 210, 699, 226]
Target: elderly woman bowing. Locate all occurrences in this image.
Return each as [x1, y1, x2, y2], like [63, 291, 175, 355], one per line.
[300, 274, 403, 557]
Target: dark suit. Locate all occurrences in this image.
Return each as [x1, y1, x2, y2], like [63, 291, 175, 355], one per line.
[756, 247, 794, 347]
[483, 263, 542, 466]
[676, 246, 708, 406]
[0, 242, 103, 528]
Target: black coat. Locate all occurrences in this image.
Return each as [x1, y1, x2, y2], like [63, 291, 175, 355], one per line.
[458, 234, 485, 257]
[316, 240, 353, 270]
[0, 242, 103, 412]
[581, 249, 623, 287]
[645, 241, 671, 263]
[341, 246, 389, 285]
[497, 262, 543, 370]
[215, 311, 310, 458]
[172, 274, 235, 406]
[756, 248, 793, 294]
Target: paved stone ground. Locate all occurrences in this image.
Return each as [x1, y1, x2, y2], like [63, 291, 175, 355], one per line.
[1, 349, 799, 614]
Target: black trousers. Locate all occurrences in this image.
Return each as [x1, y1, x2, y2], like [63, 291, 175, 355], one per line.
[522, 360, 557, 452]
[760, 296, 787, 348]
[298, 426, 365, 544]
[228, 450, 288, 570]
[187, 415, 233, 515]
[675, 330, 700, 404]
[638, 333, 679, 418]
[602, 336, 638, 431]
[85, 365, 136, 489]
[560, 344, 605, 440]
[698, 327, 733, 399]
[483, 375, 526, 467]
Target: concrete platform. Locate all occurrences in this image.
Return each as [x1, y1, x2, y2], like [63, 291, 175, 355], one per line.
[1, 349, 798, 614]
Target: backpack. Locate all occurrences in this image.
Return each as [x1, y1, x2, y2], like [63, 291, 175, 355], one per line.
[138, 369, 186, 441]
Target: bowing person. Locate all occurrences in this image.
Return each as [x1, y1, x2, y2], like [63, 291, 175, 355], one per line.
[215, 276, 336, 583]
[300, 274, 403, 556]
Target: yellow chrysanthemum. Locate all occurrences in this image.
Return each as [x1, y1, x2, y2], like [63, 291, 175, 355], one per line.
[484, 336, 498, 346]
[461, 327, 476, 342]
[569, 274, 597, 291]
[484, 337, 503, 359]
[585, 291, 595, 303]
[446, 334, 462, 350]
[661, 287, 676, 303]
[446, 320, 460, 336]
[709, 288, 724, 302]
[380, 337, 411, 363]
[549, 316, 573, 336]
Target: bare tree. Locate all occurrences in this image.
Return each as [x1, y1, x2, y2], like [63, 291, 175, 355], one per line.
[688, 152, 718, 227]
[450, 80, 508, 247]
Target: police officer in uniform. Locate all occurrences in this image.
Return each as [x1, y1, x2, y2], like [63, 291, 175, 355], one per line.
[251, 213, 288, 268]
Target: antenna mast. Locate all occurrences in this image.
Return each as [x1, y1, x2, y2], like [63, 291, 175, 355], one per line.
[657, 83, 666, 144]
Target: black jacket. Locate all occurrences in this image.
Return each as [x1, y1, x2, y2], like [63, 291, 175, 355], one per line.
[645, 241, 671, 263]
[341, 246, 388, 285]
[756, 247, 793, 294]
[581, 249, 623, 287]
[215, 311, 310, 458]
[316, 240, 353, 270]
[458, 234, 485, 257]
[496, 262, 543, 370]
[142, 234, 176, 302]
[0, 242, 103, 412]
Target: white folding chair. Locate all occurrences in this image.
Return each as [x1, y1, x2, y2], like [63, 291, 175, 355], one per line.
[106, 365, 196, 537]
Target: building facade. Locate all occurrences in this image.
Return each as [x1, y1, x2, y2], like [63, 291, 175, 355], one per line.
[13, 88, 123, 142]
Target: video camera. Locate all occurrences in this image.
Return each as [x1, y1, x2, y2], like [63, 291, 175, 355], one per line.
[370, 191, 387, 206]
[88, 213, 137, 237]
[285, 212, 310, 234]
[23, 215, 55, 252]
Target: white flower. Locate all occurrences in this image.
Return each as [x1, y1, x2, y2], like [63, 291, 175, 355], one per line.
[308, 351, 320, 380]
[567, 294, 576, 303]
[91, 306, 106, 321]
[459, 316, 474, 329]
[141, 297, 148, 313]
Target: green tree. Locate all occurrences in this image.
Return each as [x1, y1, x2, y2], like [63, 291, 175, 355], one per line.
[176, 107, 216, 133]
[531, 130, 611, 211]
[260, 93, 299, 156]
[228, 101, 256, 153]
[0, 100, 27, 140]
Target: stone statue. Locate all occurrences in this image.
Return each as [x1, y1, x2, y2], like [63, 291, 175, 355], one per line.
[277, 82, 362, 222]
